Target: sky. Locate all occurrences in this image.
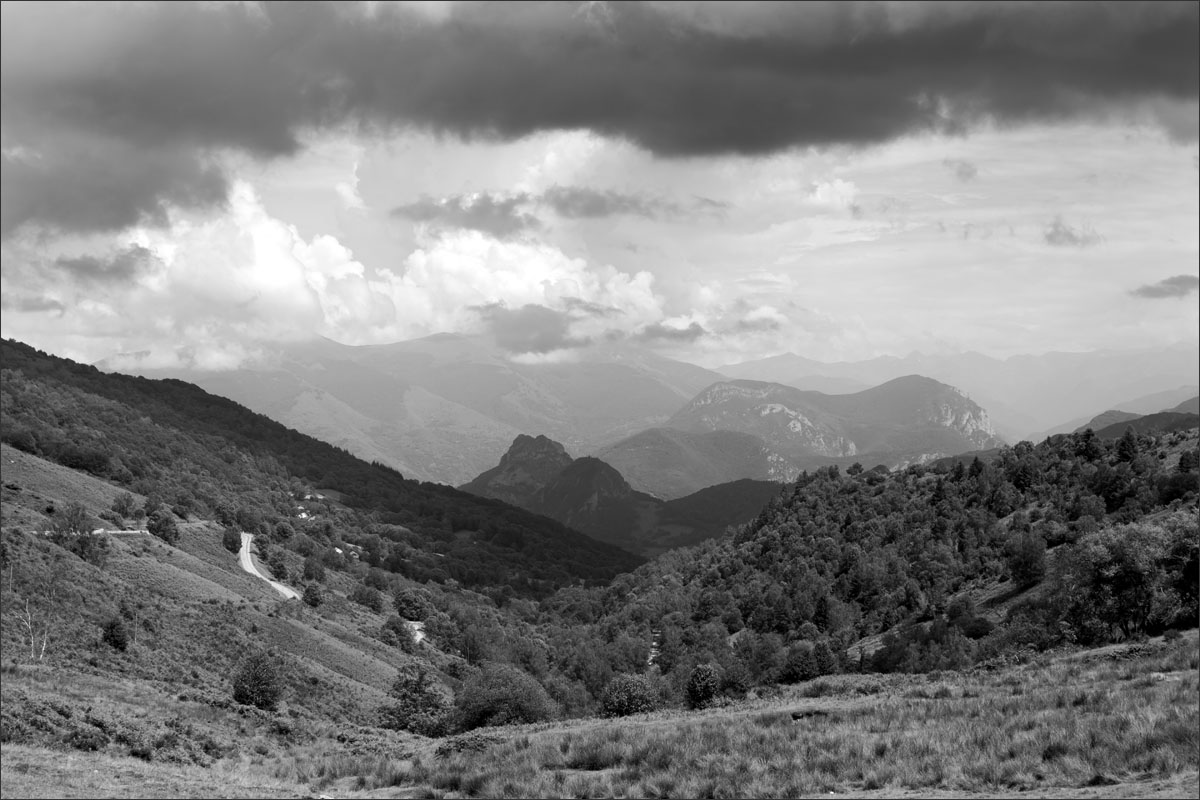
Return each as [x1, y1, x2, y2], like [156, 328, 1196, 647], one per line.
[1, 0, 1197, 371]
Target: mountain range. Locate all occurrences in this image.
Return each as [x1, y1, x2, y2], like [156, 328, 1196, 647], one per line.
[107, 334, 724, 486]
[459, 434, 783, 556]
[597, 375, 1002, 498]
[716, 344, 1199, 442]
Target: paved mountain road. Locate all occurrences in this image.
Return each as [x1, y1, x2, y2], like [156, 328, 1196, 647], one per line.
[238, 532, 300, 600]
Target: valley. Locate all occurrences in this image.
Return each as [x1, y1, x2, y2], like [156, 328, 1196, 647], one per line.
[1, 341, 1197, 800]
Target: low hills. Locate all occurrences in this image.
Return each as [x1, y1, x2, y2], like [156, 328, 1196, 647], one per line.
[460, 434, 783, 556]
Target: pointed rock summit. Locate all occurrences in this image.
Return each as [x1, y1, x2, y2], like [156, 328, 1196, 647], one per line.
[459, 434, 573, 507]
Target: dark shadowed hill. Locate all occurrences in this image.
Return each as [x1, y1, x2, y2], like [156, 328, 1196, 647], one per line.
[2, 338, 642, 596]
[460, 435, 784, 555]
[594, 427, 799, 500]
[1095, 412, 1200, 439]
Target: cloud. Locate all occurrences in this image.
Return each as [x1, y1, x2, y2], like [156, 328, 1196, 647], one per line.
[1130, 275, 1200, 299]
[474, 302, 591, 354]
[942, 158, 978, 182]
[54, 245, 157, 285]
[541, 186, 673, 219]
[1044, 216, 1102, 248]
[0, 136, 227, 238]
[636, 321, 707, 342]
[4, 1, 1196, 236]
[392, 193, 538, 238]
[0, 293, 65, 315]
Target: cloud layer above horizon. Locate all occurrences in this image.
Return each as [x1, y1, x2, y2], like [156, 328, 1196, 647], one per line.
[1, 1, 1197, 368]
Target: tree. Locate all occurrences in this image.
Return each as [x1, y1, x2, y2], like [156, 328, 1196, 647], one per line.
[273, 521, 294, 543]
[111, 492, 136, 518]
[685, 663, 721, 709]
[147, 508, 179, 545]
[302, 555, 325, 582]
[1006, 530, 1046, 587]
[351, 583, 383, 613]
[268, 550, 289, 582]
[102, 617, 129, 651]
[394, 587, 431, 620]
[454, 663, 557, 731]
[232, 651, 281, 710]
[52, 501, 91, 536]
[380, 665, 450, 737]
[222, 525, 242, 554]
[1117, 429, 1139, 463]
[302, 582, 324, 608]
[600, 673, 658, 717]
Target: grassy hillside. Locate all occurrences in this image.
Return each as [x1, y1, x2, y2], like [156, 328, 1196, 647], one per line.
[1, 338, 643, 598]
[3, 632, 1196, 798]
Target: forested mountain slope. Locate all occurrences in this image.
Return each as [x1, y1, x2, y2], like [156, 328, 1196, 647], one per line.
[1, 339, 642, 597]
[539, 427, 1198, 687]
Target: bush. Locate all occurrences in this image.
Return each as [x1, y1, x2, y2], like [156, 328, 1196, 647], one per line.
[600, 673, 657, 717]
[685, 663, 721, 709]
[380, 615, 415, 651]
[221, 526, 241, 554]
[302, 555, 325, 582]
[454, 663, 557, 731]
[380, 665, 450, 737]
[394, 588, 432, 620]
[147, 508, 179, 545]
[302, 583, 323, 608]
[231, 651, 281, 711]
[102, 617, 129, 651]
[350, 584, 383, 613]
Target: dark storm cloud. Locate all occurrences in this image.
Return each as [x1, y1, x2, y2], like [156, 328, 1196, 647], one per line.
[943, 158, 979, 182]
[636, 322, 708, 343]
[54, 245, 157, 285]
[392, 193, 538, 238]
[0, 142, 227, 238]
[1130, 275, 1200, 299]
[3, 1, 1197, 237]
[474, 303, 591, 353]
[1044, 216, 1103, 248]
[0, 293, 65, 315]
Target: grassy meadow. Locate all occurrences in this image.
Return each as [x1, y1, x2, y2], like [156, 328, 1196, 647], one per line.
[3, 630, 1196, 799]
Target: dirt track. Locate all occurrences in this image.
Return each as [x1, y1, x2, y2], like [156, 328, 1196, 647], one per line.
[238, 532, 300, 600]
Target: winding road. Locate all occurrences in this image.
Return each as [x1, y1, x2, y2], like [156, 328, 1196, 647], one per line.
[238, 532, 300, 600]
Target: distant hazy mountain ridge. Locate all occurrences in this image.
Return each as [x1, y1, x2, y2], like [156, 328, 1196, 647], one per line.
[668, 375, 1001, 460]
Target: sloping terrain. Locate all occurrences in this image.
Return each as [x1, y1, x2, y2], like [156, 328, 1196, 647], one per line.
[461, 434, 784, 555]
[114, 334, 725, 485]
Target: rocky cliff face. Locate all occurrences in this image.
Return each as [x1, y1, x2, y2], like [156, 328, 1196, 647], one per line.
[458, 434, 573, 507]
[668, 376, 1003, 461]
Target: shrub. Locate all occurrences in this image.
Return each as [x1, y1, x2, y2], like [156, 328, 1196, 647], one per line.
[147, 508, 179, 545]
[302, 555, 325, 582]
[394, 588, 432, 620]
[232, 651, 281, 711]
[221, 526, 241, 554]
[685, 663, 721, 709]
[380, 615, 415, 651]
[102, 617, 129, 651]
[600, 673, 657, 717]
[302, 583, 323, 608]
[380, 665, 450, 737]
[454, 663, 557, 731]
[351, 584, 383, 613]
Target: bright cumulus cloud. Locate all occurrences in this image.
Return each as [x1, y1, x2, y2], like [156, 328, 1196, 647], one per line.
[1, 1, 1197, 368]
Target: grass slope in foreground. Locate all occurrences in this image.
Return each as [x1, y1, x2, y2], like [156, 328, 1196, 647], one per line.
[1, 632, 1196, 798]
